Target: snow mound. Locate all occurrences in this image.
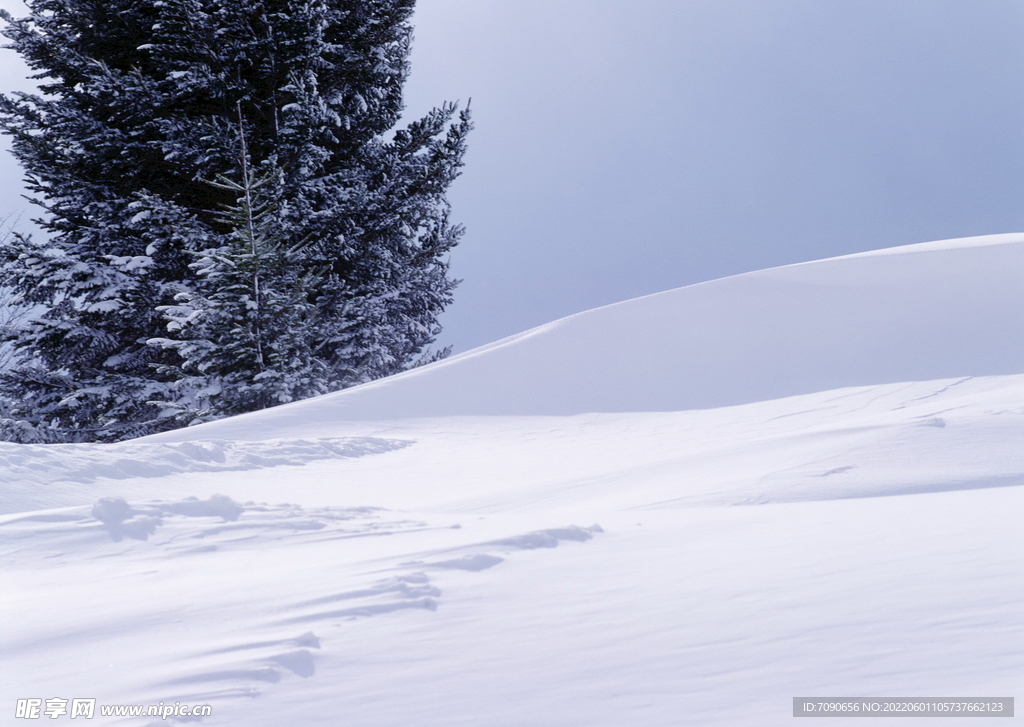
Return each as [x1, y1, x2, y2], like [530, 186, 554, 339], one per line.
[144, 233, 1024, 440]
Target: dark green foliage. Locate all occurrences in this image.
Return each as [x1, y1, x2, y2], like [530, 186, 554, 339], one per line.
[0, 0, 470, 441]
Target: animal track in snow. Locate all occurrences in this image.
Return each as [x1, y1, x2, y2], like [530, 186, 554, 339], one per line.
[166, 524, 604, 698]
[2, 495, 602, 709]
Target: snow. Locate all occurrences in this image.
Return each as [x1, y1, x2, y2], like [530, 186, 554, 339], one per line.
[3, 233, 1023, 725]
[138, 231, 1024, 432]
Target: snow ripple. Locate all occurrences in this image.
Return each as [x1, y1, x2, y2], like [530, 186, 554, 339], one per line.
[0, 436, 411, 487]
[1, 494, 603, 704]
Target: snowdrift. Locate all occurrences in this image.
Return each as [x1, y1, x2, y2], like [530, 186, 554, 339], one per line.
[6, 234, 1024, 727]
[146, 233, 1024, 441]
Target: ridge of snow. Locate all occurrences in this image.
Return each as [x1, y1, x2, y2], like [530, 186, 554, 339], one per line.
[143, 232, 1024, 441]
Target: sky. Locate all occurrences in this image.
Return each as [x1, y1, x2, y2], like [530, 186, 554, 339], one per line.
[1, 0, 1023, 353]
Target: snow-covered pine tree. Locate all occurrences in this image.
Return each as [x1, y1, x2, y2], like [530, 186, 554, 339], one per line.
[149, 116, 329, 422]
[0, 0, 470, 442]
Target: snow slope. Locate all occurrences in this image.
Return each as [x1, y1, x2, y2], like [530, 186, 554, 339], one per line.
[139, 232, 1024, 436]
[3, 234, 1023, 726]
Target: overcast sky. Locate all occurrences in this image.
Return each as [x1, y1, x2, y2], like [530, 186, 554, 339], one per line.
[2, 0, 1023, 353]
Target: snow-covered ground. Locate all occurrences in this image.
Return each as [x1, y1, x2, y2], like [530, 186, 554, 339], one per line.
[3, 234, 1023, 725]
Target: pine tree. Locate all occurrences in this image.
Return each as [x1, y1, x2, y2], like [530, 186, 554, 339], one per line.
[150, 115, 329, 422]
[0, 0, 470, 441]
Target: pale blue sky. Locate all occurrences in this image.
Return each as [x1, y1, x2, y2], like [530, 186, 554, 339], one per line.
[2, 0, 1023, 353]
[403, 0, 1024, 352]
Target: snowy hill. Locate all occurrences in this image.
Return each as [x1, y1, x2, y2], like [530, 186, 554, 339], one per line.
[142, 232, 1024, 439]
[3, 234, 1023, 726]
